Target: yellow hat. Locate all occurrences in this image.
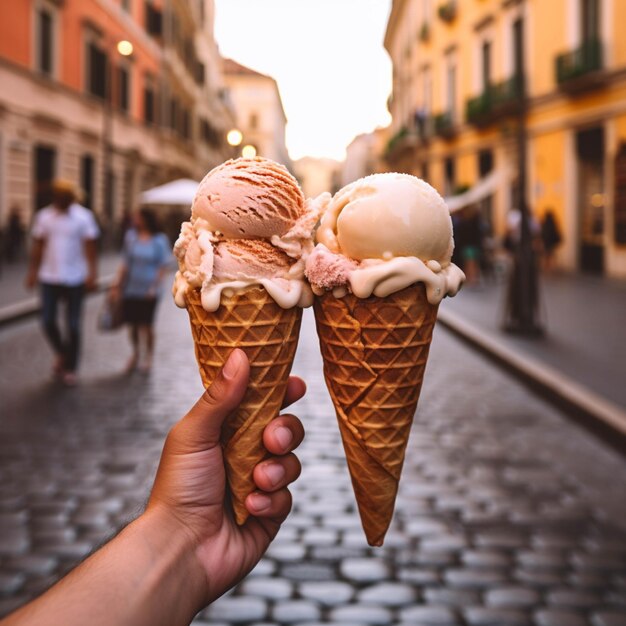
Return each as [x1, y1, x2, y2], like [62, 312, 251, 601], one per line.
[51, 179, 77, 195]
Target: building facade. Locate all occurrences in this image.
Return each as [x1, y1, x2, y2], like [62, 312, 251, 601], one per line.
[384, 0, 626, 277]
[222, 58, 291, 169]
[0, 0, 234, 238]
[293, 156, 342, 200]
[342, 128, 390, 187]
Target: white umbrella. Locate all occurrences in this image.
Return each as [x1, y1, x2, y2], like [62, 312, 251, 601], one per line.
[139, 179, 199, 206]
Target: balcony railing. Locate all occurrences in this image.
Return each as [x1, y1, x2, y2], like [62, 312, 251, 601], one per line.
[433, 111, 456, 138]
[385, 126, 409, 156]
[466, 75, 524, 126]
[555, 39, 603, 85]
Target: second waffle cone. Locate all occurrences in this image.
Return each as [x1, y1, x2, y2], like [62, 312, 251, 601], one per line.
[313, 283, 438, 545]
[185, 287, 302, 525]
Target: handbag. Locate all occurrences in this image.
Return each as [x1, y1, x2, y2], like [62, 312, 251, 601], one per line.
[98, 288, 125, 331]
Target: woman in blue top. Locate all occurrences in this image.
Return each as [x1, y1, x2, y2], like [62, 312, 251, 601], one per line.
[112, 209, 171, 373]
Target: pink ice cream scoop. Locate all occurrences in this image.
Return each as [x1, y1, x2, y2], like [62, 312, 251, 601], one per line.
[213, 239, 294, 282]
[192, 157, 306, 239]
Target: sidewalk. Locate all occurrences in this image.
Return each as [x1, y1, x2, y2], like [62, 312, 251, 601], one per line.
[1, 294, 626, 624]
[440, 271, 626, 413]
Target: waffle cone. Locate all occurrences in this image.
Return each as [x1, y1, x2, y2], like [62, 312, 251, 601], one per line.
[185, 287, 302, 525]
[313, 283, 438, 546]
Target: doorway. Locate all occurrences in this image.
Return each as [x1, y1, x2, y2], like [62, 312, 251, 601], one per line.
[576, 127, 605, 274]
[34, 145, 56, 212]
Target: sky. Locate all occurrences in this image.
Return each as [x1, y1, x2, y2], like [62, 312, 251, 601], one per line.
[213, 0, 392, 162]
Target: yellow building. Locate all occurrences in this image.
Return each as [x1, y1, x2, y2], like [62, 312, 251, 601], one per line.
[384, 0, 626, 277]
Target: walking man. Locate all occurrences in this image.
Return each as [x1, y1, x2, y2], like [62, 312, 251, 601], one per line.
[25, 180, 99, 385]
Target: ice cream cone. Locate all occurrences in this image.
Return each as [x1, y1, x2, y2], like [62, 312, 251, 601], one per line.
[185, 286, 302, 525]
[313, 283, 438, 546]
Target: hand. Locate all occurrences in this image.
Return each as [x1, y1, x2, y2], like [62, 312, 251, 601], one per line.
[85, 273, 98, 292]
[25, 270, 37, 290]
[147, 349, 305, 606]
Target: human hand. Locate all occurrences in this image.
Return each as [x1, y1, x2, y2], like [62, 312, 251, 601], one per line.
[25, 270, 37, 290]
[146, 349, 305, 607]
[85, 273, 98, 292]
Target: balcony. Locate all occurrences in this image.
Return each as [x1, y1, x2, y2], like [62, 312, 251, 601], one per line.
[385, 126, 409, 157]
[438, 0, 457, 23]
[555, 39, 605, 92]
[433, 111, 456, 139]
[466, 75, 524, 127]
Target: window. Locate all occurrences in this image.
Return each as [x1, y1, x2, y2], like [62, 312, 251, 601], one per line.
[444, 157, 455, 197]
[581, 0, 599, 42]
[145, 1, 163, 36]
[80, 155, 95, 209]
[169, 98, 178, 131]
[86, 40, 108, 99]
[195, 61, 205, 86]
[35, 3, 55, 76]
[513, 17, 524, 77]
[481, 41, 491, 91]
[117, 65, 130, 113]
[446, 59, 456, 117]
[122, 0, 131, 12]
[249, 112, 259, 130]
[143, 80, 155, 124]
[181, 108, 190, 140]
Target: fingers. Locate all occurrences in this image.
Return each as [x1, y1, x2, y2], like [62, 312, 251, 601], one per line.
[263, 414, 305, 456]
[245, 414, 304, 520]
[252, 453, 301, 493]
[170, 349, 250, 452]
[281, 376, 306, 409]
[246, 488, 293, 520]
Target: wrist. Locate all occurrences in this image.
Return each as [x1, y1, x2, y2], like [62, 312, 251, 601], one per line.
[132, 505, 208, 614]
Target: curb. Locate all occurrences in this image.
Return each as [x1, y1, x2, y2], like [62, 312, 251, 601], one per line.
[0, 276, 114, 329]
[437, 308, 626, 455]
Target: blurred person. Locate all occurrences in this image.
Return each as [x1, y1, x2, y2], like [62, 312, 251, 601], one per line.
[6, 205, 25, 263]
[111, 208, 171, 373]
[540, 208, 562, 272]
[25, 180, 99, 386]
[456, 205, 484, 285]
[504, 207, 542, 255]
[0, 350, 306, 626]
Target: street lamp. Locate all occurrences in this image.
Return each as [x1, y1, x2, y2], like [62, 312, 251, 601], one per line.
[241, 144, 257, 159]
[102, 38, 133, 248]
[226, 129, 243, 146]
[503, 72, 543, 335]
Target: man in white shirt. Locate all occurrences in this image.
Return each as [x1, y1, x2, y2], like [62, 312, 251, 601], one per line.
[26, 180, 100, 385]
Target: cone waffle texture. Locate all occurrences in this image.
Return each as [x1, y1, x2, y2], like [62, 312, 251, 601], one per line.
[313, 283, 438, 546]
[185, 287, 302, 525]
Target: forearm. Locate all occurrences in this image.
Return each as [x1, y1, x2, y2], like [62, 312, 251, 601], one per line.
[85, 240, 98, 277]
[27, 240, 43, 274]
[2, 508, 207, 626]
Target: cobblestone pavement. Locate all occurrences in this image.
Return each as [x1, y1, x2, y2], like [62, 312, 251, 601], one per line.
[1, 290, 626, 625]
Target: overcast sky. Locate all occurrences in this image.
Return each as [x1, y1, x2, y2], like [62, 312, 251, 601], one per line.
[214, 0, 392, 162]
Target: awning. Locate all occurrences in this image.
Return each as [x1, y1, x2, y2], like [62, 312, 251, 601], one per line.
[444, 170, 504, 213]
[139, 179, 199, 206]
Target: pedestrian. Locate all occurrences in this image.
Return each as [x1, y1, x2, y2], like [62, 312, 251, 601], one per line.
[25, 180, 99, 386]
[540, 208, 562, 272]
[6, 205, 25, 263]
[0, 350, 306, 626]
[456, 205, 484, 285]
[111, 208, 171, 374]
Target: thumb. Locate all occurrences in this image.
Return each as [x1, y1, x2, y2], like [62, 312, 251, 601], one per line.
[172, 349, 250, 453]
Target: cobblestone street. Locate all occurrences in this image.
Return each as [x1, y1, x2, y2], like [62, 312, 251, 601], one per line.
[1, 290, 626, 625]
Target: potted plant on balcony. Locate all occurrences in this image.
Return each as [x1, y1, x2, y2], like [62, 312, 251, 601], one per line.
[438, 0, 457, 23]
